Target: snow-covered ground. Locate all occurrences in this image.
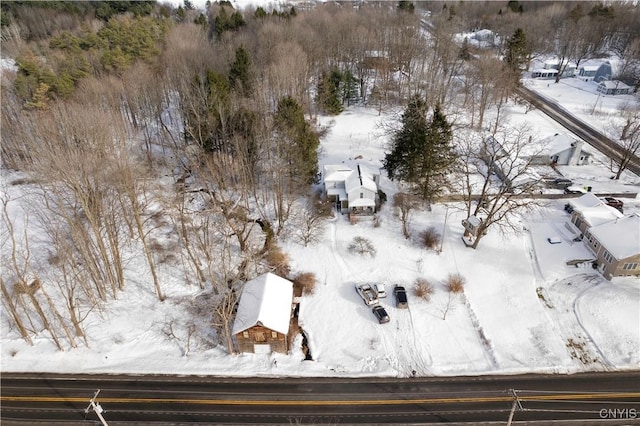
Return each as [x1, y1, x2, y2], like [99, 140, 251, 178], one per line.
[2, 79, 639, 377]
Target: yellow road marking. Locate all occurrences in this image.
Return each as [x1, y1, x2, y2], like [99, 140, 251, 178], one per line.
[2, 392, 639, 406]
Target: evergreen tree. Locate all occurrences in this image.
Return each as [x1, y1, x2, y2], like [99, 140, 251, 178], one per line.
[229, 46, 251, 96]
[274, 96, 320, 185]
[459, 38, 471, 61]
[384, 97, 456, 206]
[507, 0, 523, 13]
[398, 1, 415, 13]
[316, 70, 343, 115]
[339, 69, 359, 106]
[504, 28, 529, 79]
[254, 6, 267, 19]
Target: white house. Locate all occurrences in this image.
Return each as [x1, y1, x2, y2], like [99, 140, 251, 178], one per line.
[597, 80, 632, 95]
[322, 164, 379, 216]
[232, 273, 294, 354]
[532, 133, 592, 166]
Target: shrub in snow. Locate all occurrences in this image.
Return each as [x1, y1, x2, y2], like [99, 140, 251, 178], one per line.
[414, 278, 434, 301]
[445, 273, 465, 293]
[373, 214, 382, 228]
[348, 236, 376, 257]
[292, 272, 317, 296]
[265, 246, 290, 277]
[421, 226, 441, 250]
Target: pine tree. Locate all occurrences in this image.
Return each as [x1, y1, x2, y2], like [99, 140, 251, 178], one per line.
[397, 1, 415, 13]
[316, 70, 343, 115]
[229, 46, 251, 96]
[339, 69, 359, 106]
[274, 96, 320, 185]
[384, 97, 456, 206]
[505, 28, 529, 78]
[419, 103, 455, 205]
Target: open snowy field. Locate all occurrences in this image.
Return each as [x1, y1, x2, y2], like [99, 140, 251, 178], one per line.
[3, 82, 639, 377]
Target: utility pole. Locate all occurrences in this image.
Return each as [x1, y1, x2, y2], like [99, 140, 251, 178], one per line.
[85, 389, 109, 426]
[507, 388, 522, 426]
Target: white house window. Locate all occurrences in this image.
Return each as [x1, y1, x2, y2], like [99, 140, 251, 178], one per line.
[360, 192, 363, 198]
[243, 331, 249, 338]
[603, 251, 613, 263]
[622, 263, 638, 270]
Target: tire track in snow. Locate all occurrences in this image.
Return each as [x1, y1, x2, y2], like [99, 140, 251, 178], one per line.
[525, 221, 611, 369]
[572, 278, 614, 369]
[462, 295, 499, 370]
[329, 221, 352, 280]
[524, 224, 579, 366]
[381, 309, 432, 377]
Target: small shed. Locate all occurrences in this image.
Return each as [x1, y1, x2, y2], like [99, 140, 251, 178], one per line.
[232, 273, 294, 354]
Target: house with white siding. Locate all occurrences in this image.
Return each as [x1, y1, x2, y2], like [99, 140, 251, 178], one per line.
[322, 164, 379, 216]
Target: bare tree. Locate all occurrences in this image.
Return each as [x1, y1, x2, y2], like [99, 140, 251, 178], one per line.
[293, 207, 327, 247]
[212, 289, 239, 354]
[606, 106, 640, 179]
[393, 192, 420, 239]
[456, 123, 542, 250]
[437, 292, 457, 321]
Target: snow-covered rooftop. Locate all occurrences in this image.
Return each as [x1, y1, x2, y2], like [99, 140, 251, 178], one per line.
[569, 193, 603, 210]
[589, 213, 640, 260]
[539, 133, 579, 155]
[599, 80, 632, 90]
[579, 204, 625, 228]
[323, 164, 353, 183]
[345, 165, 377, 193]
[231, 273, 293, 335]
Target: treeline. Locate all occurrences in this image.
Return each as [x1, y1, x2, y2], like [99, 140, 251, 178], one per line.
[1, 1, 638, 353]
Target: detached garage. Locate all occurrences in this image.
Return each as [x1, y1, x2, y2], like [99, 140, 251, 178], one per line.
[232, 273, 294, 354]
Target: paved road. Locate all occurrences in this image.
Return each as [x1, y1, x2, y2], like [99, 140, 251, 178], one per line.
[516, 87, 640, 177]
[2, 372, 639, 424]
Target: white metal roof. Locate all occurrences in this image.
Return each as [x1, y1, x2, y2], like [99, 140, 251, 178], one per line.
[232, 273, 293, 335]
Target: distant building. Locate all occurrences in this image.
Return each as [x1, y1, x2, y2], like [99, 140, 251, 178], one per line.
[597, 80, 631, 95]
[529, 133, 592, 166]
[577, 64, 600, 81]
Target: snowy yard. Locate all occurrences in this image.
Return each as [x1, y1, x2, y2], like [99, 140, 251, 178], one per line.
[3, 76, 639, 378]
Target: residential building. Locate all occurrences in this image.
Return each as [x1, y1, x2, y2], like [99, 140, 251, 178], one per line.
[597, 80, 632, 95]
[530, 133, 591, 166]
[232, 273, 294, 354]
[568, 193, 623, 234]
[322, 164, 379, 216]
[584, 213, 640, 280]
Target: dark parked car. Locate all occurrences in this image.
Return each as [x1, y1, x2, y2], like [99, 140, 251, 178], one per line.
[604, 197, 624, 212]
[394, 285, 408, 309]
[553, 178, 573, 188]
[372, 305, 390, 324]
[564, 186, 587, 195]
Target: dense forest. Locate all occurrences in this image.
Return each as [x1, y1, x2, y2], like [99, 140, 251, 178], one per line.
[1, 1, 639, 352]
